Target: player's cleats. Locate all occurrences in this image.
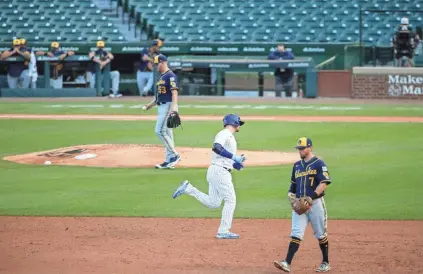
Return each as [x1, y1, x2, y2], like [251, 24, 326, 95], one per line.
[316, 262, 330, 272]
[155, 162, 169, 169]
[167, 154, 181, 168]
[216, 232, 240, 239]
[172, 180, 189, 199]
[274, 261, 291, 272]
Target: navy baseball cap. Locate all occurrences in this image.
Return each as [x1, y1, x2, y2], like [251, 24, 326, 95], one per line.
[154, 54, 167, 64]
[152, 39, 163, 47]
[295, 137, 312, 149]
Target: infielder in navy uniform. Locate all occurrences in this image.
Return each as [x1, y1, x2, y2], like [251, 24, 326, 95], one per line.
[142, 54, 181, 169]
[274, 137, 331, 273]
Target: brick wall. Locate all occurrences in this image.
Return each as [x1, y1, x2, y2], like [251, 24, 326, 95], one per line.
[352, 75, 388, 99]
[318, 71, 351, 97]
[352, 67, 423, 100]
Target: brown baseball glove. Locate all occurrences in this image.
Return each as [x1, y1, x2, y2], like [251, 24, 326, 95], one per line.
[293, 196, 313, 215]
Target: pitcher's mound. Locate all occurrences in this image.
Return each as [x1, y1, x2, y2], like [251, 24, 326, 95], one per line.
[3, 144, 299, 168]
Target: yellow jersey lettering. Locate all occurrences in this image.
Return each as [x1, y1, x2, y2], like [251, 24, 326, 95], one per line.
[295, 169, 317, 178]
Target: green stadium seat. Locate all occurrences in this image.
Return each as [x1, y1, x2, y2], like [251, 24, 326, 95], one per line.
[18, 29, 37, 37]
[35, 22, 55, 29]
[1, 0, 422, 43]
[32, 16, 49, 24]
[0, 28, 12, 36]
[10, 22, 30, 30]
[104, 29, 121, 38]
[0, 3, 16, 11]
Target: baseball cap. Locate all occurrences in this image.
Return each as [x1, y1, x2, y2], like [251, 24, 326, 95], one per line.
[152, 39, 163, 47]
[154, 54, 167, 64]
[19, 38, 26, 45]
[12, 39, 21, 46]
[97, 40, 105, 48]
[51, 41, 60, 48]
[295, 137, 312, 149]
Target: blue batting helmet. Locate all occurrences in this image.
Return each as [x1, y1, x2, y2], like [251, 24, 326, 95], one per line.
[223, 114, 245, 127]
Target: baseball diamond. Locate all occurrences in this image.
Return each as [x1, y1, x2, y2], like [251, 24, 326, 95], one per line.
[0, 101, 422, 273]
[0, 0, 423, 273]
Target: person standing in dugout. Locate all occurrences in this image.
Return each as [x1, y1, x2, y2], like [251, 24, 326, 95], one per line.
[137, 39, 162, 96]
[88, 40, 121, 98]
[267, 43, 295, 98]
[35, 42, 75, 89]
[1, 39, 30, 88]
[274, 137, 331, 273]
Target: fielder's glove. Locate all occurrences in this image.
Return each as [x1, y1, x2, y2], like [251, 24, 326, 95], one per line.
[167, 111, 181, 129]
[293, 196, 313, 215]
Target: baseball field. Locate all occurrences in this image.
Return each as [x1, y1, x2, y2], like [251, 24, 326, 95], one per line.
[0, 97, 422, 273]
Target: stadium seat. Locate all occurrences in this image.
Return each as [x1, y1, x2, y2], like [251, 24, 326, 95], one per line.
[1, 0, 422, 43]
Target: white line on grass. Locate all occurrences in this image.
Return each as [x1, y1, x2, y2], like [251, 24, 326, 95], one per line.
[43, 104, 363, 111]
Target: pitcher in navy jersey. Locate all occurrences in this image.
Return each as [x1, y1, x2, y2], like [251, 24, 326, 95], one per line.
[274, 137, 331, 273]
[142, 54, 181, 169]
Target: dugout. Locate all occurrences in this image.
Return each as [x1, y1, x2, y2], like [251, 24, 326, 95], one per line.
[166, 56, 317, 98]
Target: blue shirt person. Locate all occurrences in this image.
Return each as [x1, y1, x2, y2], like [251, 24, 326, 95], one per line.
[267, 43, 295, 97]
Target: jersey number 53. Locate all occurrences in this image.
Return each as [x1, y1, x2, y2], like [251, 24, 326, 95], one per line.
[158, 86, 166, 94]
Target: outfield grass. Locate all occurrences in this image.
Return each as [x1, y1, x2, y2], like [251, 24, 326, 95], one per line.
[0, 119, 422, 220]
[0, 101, 422, 116]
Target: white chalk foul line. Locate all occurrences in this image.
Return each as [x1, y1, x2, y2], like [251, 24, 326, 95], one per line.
[44, 104, 363, 111]
[1, 114, 422, 123]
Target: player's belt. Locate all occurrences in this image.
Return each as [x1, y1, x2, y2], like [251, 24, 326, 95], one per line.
[222, 167, 232, 173]
[156, 102, 170, 105]
[212, 163, 231, 173]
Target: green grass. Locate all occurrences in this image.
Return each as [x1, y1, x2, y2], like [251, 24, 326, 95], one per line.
[0, 119, 422, 220]
[0, 101, 422, 116]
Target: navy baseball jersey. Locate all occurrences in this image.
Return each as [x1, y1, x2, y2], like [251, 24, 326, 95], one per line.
[289, 157, 331, 198]
[20, 46, 32, 68]
[139, 47, 157, 72]
[156, 70, 178, 103]
[50, 49, 65, 79]
[6, 48, 26, 77]
[20, 46, 32, 53]
[268, 50, 295, 80]
[88, 49, 109, 73]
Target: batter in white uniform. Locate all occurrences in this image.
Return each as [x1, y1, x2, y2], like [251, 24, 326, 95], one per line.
[172, 114, 247, 239]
